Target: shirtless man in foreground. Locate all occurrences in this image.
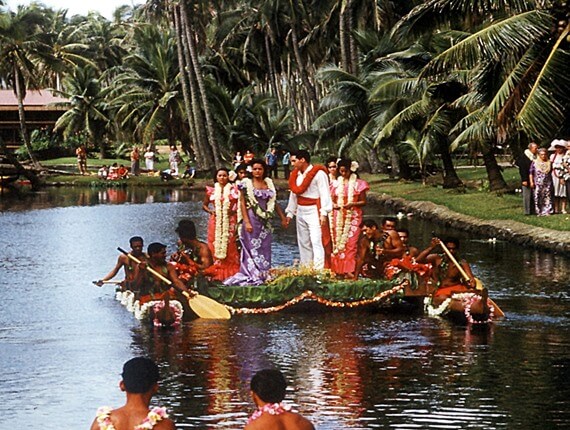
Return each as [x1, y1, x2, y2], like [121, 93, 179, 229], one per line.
[244, 369, 314, 430]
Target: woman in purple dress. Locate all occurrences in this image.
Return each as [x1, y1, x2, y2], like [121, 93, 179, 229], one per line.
[224, 160, 288, 286]
[529, 148, 553, 216]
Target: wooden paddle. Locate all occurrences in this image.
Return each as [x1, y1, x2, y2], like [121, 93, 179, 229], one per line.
[92, 280, 122, 286]
[435, 238, 505, 318]
[118, 247, 231, 320]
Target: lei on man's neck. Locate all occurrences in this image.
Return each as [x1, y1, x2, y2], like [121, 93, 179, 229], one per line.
[247, 402, 290, 424]
[289, 165, 328, 195]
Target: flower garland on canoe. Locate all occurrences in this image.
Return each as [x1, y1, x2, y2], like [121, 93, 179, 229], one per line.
[242, 177, 276, 229]
[213, 182, 232, 259]
[329, 173, 356, 255]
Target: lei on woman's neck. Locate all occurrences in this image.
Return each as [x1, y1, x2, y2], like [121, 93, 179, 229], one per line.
[289, 165, 328, 195]
[330, 173, 357, 254]
[247, 402, 290, 424]
[534, 158, 551, 174]
[243, 177, 276, 226]
[213, 182, 232, 259]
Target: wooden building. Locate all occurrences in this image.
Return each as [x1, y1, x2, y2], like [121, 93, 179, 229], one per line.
[0, 89, 68, 151]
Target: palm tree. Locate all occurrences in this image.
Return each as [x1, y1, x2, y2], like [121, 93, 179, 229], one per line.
[108, 24, 185, 151]
[53, 66, 111, 158]
[394, 0, 570, 146]
[0, 5, 52, 169]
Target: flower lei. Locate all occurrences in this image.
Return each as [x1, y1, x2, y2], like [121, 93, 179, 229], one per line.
[330, 174, 356, 254]
[247, 402, 290, 424]
[534, 158, 551, 174]
[458, 292, 495, 324]
[95, 406, 168, 430]
[289, 165, 328, 195]
[244, 177, 276, 226]
[213, 182, 232, 259]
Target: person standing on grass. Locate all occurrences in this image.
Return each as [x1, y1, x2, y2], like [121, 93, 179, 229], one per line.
[529, 147, 553, 216]
[516, 141, 538, 215]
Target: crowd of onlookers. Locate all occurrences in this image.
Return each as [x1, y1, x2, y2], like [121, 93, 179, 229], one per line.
[517, 139, 570, 216]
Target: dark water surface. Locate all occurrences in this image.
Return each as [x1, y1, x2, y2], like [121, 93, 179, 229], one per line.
[1, 187, 569, 429]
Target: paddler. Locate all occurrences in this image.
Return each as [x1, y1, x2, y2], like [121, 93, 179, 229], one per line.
[284, 149, 333, 270]
[416, 237, 476, 294]
[95, 236, 146, 290]
[170, 219, 213, 285]
[131, 242, 196, 305]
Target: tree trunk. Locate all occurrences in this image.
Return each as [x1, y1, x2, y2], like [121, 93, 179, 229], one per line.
[439, 142, 463, 188]
[339, 2, 350, 72]
[0, 137, 42, 190]
[179, 1, 215, 172]
[481, 147, 508, 191]
[265, 33, 281, 106]
[14, 66, 41, 170]
[172, 4, 202, 168]
[180, 1, 223, 170]
[289, 1, 317, 123]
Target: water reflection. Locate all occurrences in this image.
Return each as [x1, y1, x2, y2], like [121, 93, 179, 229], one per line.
[0, 188, 569, 429]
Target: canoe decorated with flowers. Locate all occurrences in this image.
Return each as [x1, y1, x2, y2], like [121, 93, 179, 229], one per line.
[113, 264, 503, 325]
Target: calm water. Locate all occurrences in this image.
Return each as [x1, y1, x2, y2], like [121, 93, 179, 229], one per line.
[0, 187, 569, 429]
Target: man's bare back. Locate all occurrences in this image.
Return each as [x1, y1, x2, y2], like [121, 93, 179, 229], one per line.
[245, 410, 314, 430]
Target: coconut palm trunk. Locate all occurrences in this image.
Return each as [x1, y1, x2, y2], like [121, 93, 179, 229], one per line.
[180, 0, 223, 170]
[14, 66, 41, 170]
[481, 147, 508, 191]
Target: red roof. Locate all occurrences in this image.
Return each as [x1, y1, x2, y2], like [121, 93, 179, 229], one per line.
[0, 89, 69, 110]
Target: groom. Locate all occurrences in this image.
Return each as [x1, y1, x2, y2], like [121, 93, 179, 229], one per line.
[285, 149, 333, 270]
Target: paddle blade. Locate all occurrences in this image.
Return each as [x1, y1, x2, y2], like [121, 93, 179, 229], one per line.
[188, 294, 231, 320]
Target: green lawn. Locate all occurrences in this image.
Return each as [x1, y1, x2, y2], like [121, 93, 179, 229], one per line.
[40, 159, 570, 231]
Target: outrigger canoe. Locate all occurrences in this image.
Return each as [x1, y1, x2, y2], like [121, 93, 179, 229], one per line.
[113, 266, 504, 326]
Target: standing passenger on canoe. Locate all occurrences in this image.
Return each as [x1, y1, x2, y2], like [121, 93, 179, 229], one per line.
[170, 220, 213, 285]
[95, 236, 146, 289]
[285, 149, 333, 270]
[224, 160, 288, 286]
[202, 168, 240, 281]
[329, 158, 369, 278]
[132, 242, 195, 304]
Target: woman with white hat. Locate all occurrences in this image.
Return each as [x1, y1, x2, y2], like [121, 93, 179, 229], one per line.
[549, 139, 568, 214]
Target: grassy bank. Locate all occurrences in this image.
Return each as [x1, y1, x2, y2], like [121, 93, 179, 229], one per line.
[39, 158, 570, 232]
[361, 166, 570, 232]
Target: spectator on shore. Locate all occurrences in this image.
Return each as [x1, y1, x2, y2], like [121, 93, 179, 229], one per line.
[144, 147, 155, 173]
[245, 369, 314, 430]
[530, 147, 553, 216]
[244, 150, 255, 165]
[549, 139, 567, 213]
[98, 165, 109, 180]
[89, 357, 176, 430]
[282, 150, 291, 179]
[516, 142, 538, 215]
[130, 146, 140, 176]
[76, 145, 87, 175]
[265, 147, 278, 178]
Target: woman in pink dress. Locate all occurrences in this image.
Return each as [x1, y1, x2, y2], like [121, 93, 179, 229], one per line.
[329, 158, 369, 277]
[202, 168, 240, 281]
